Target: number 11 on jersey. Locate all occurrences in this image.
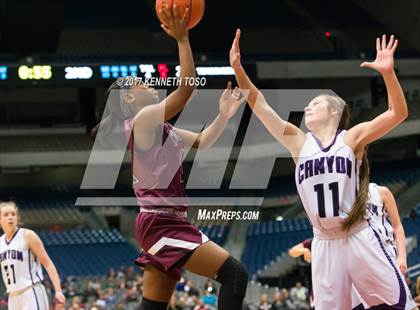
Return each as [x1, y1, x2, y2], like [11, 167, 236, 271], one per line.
[314, 182, 340, 218]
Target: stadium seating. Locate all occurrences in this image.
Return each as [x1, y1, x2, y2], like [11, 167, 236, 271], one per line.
[0, 135, 92, 153]
[39, 229, 138, 278]
[38, 225, 227, 278]
[242, 218, 312, 277]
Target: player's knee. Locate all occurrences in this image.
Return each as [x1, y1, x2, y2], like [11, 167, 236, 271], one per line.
[139, 297, 168, 310]
[216, 256, 248, 297]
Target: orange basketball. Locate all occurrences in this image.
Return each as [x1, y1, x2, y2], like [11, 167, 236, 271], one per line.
[156, 0, 205, 30]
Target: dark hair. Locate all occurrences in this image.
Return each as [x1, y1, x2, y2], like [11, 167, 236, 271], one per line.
[341, 104, 370, 231]
[91, 80, 128, 138]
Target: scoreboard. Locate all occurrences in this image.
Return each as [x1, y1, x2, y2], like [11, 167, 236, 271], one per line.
[0, 63, 250, 86]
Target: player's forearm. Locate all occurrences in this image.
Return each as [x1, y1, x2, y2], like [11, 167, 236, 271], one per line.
[382, 70, 408, 121]
[394, 226, 407, 260]
[177, 38, 196, 92]
[163, 39, 196, 120]
[289, 247, 306, 258]
[196, 113, 229, 148]
[44, 262, 63, 293]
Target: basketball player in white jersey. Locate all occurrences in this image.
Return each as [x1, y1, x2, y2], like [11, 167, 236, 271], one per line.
[352, 183, 409, 309]
[230, 30, 417, 309]
[0, 202, 65, 310]
[367, 183, 407, 273]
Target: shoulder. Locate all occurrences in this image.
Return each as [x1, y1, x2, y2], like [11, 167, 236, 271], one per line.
[376, 186, 393, 201]
[23, 229, 40, 243]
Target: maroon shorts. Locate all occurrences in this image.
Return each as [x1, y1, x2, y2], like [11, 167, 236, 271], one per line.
[134, 212, 209, 280]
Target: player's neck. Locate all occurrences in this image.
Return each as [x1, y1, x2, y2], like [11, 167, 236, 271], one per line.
[5, 226, 18, 241]
[311, 126, 339, 147]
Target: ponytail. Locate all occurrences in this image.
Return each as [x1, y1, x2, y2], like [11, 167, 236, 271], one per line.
[343, 149, 370, 231]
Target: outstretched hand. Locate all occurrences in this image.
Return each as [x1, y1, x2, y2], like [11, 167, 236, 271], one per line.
[219, 81, 245, 119]
[230, 29, 242, 70]
[158, 4, 189, 42]
[360, 34, 398, 75]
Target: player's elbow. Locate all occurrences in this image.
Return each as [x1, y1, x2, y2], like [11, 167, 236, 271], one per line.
[395, 102, 409, 121]
[388, 109, 408, 126]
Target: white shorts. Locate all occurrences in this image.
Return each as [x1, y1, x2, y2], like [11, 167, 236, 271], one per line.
[312, 224, 416, 310]
[8, 283, 49, 310]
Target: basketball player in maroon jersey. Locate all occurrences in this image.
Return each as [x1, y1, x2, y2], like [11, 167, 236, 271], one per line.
[93, 5, 248, 310]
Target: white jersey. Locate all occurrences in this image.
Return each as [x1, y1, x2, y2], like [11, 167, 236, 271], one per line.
[295, 130, 361, 231]
[0, 228, 43, 293]
[367, 183, 396, 247]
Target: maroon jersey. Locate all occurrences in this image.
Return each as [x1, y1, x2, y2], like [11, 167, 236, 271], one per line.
[125, 119, 188, 211]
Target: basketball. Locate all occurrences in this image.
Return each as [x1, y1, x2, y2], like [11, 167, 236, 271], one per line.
[156, 0, 205, 30]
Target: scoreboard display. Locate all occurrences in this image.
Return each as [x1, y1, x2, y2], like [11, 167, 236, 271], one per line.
[0, 63, 253, 86]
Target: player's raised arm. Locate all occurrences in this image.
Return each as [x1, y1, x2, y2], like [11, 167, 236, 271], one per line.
[24, 229, 66, 307]
[378, 186, 407, 274]
[230, 29, 306, 159]
[134, 4, 196, 132]
[174, 81, 245, 149]
[346, 35, 408, 155]
[159, 4, 196, 119]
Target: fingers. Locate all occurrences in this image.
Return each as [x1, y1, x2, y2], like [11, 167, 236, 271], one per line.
[181, 6, 189, 22]
[221, 82, 232, 98]
[232, 86, 241, 99]
[360, 62, 373, 69]
[172, 4, 180, 19]
[227, 81, 232, 90]
[160, 23, 171, 35]
[381, 34, 387, 50]
[159, 9, 169, 26]
[236, 28, 241, 40]
[387, 34, 395, 49]
[391, 39, 398, 53]
[376, 37, 381, 52]
[235, 29, 241, 50]
[232, 29, 241, 47]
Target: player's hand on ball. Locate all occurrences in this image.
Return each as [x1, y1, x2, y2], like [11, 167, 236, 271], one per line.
[360, 34, 398, 75]
[159, 4, 189, 42]
[219, 81, 245, 119]
[230, 29, 242, 70]
[397, 256, 407, 274]
[55, 291, 66, 308]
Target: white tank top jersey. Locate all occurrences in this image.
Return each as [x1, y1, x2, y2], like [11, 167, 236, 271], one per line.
[0, 228, 43, 293]
[367, 183, 395, 244]
[295, 130, 362, 231]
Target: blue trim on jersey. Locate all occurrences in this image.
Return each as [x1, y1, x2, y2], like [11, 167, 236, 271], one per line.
[31, 287, 40, 310]
[34, 256, 42, 283]
[5, 228, 20, 246]
[28, 250, 40, 309]
[368, 227, 406, 310]
[28, 250, 34, 285]
[311, 129, 342, 153]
